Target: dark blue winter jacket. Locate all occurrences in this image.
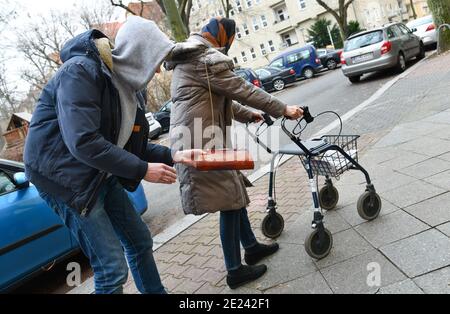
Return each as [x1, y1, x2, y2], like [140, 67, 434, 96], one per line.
[24, 30, 173, 216]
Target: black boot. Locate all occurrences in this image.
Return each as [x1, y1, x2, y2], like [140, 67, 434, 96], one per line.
[226, 264, 267, 289]
[244, 242, 279, 265]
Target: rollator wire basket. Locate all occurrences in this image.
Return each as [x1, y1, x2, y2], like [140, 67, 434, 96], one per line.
[299, 135, 360, 178]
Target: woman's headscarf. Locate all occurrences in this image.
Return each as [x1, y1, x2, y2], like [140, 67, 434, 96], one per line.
[201, 17, 236, 54]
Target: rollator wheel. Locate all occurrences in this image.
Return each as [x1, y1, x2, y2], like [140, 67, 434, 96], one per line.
[357, 191, 382, 221]
[319, 185, 339, 210]
[305, 228, 333, 260]
[261, 213, 284, 239]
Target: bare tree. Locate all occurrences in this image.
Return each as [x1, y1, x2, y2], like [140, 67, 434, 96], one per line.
[110, 0, 145, 16]
[79, 0, 117, 31]
[220, 0, 233, 18]
[316, 0, 355, 41]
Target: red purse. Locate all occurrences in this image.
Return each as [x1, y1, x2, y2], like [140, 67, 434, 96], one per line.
[192, 149, 255, 171]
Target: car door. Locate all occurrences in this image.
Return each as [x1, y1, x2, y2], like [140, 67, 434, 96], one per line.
[0, 170, 73, 291]
[397, 24, 419, 59]
[285, 51, 304, 77]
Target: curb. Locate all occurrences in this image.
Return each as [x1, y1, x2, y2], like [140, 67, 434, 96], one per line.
[66, 52, 435, 294]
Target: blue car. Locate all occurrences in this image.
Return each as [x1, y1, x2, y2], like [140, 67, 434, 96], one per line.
[0, 159, 148, 292]
[269, 45, 323, 80]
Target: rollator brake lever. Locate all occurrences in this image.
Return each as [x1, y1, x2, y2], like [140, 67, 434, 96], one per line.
[262, 113, 275, 126]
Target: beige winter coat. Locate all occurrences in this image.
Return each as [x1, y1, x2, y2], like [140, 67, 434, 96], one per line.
[166, 34, 287, 215]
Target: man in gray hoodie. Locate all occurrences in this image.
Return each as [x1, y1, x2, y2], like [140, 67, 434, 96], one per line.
[25, 16, 200, 294]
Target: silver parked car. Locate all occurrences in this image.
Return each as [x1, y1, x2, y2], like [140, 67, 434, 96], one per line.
[407, 15, 437, 47]
[341, 23, 425, 83]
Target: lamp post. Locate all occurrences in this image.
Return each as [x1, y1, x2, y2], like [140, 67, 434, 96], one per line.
[327, 25, 335, 49]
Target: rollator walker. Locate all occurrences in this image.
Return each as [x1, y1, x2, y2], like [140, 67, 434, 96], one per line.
[246, 107, 382, 259]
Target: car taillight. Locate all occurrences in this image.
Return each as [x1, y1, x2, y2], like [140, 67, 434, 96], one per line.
[289, 69, 295, 75]
[426, 24, 436, 32]
[315, 58, 321, 64]
[252, 79, 261, 88]
[381, 41, 392, 55]
[340, 55, 346, 65]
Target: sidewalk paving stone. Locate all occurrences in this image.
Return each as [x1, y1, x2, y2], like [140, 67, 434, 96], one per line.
[404, 192, 450, 227]
[437, 222, 450, 237]
[355, 210, 429, 248]
[321, 250, 406, 294]
[413, 266, 450, 294]
[377, 151, 430, 172]
[263, 271, 332, 294]
[396, 157, 450, 180]
[437, 152, 450, 162]
[194, 283, 226, 294]
[381, 180, 446, 209]
[397, 136, 450, 158]
[377, 279, 424, 294]
[315, 229, 373, 269]
[380, 229, 450, 278]
[245, 243, 317, 291]
[423, 170, 450, 190]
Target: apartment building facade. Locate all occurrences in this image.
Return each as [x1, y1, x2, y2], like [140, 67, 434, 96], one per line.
[189, 0, 423, 69]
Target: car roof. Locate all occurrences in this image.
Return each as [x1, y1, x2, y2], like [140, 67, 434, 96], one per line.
[272, 44, 314, 59]
[347, 26, 389, 40]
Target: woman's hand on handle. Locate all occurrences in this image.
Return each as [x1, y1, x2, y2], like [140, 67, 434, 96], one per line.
[284, 106, 304, 120]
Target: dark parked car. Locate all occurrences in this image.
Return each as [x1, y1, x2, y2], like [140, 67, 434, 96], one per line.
[154, 100, 172, 134]
[254, 67, 296, 92]
[235, 68, 264, 89]
[316, 48, 342, 70]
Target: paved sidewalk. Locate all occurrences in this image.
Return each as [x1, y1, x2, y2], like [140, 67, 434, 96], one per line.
[122, 52, 450, 294]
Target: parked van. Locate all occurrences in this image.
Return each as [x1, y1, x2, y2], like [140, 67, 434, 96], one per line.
[269, 45, 323, 79]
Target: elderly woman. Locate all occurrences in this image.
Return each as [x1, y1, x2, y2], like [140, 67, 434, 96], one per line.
[166, 17, 303, 289]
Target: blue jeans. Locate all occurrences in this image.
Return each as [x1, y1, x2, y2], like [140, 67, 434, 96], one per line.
[220, 208, 258, 271]
[39, 177, 166, 294]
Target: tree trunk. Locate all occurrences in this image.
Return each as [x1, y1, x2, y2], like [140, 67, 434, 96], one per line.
[410, 0, 417, 19]
[162, 0, 188, 42]
[428, 0, 450, 53]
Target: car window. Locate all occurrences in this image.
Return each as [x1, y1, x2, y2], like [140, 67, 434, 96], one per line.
[255, 69, 271, 79]
[270, 58, 283, 68]
[236, 71, 249, 80]
[345, 30, 384, 51]
[391, 25, 403, 37]
[317, 49, 326, 57]
[398, 24, 411, 35]
[267, 67, 282, 74]
[286, 50, 310, 64]
[387, 27, 397, 39]
[0, 172, 16, 195]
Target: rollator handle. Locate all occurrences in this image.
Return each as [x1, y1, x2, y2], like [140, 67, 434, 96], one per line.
[302, 106, 314, 124]
[262, 113, 275, 126]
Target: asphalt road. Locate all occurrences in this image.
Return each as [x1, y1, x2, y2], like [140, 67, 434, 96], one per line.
[10, 56, 426, 294]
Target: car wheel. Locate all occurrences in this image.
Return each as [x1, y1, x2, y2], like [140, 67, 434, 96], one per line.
[273, 79, 285, 91]
[303, 67, 314, 79]
[326, 59, 337, 70]
[395, 53, 406, 73]
[348, 75, 361, 83]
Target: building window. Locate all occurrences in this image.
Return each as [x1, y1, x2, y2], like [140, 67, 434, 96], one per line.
[230, 9, 235, 16]
[243, 23, 250, 35]
[268, 40, 276, 52]
[241, 51, 248, 63]
[299, 0, 306, 10]
[252, 16, 260, 31]
[233, 57, 239, 65]
[260, 43, 267, 56]
[255, 0, 261, 4]
[250, 48, 257, 59]
[246, 0, 253, 8]
[236, 27, 242, 39]
[261, 15, 268, 28]
[236, 0, 243, 12]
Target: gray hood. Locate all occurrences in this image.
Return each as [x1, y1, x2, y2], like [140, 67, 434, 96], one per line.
[112, 16, 175, 148]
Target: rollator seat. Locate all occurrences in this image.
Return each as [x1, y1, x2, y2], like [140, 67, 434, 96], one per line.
[277, 139, 329, 156]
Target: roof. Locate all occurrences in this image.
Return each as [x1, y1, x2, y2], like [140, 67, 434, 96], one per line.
[12, 112, 32, 122]
[272, 44, 315, 59]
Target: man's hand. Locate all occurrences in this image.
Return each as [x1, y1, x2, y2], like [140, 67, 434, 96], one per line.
[284, 106, 304, 120]
[250, 112, 264, 123]
[144, 163, 177, 184]
[173, 149, 206, 167]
